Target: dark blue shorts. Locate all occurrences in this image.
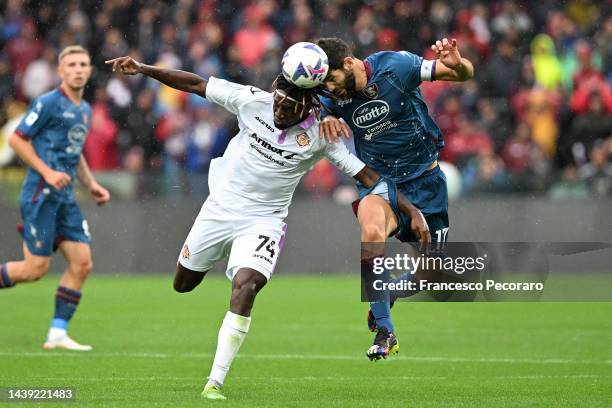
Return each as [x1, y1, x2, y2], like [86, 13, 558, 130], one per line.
[356, 165, 449, 243]
[20, 196, 90, 256]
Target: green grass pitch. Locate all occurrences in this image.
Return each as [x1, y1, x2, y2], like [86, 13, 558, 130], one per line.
[1, 275, 611, 407]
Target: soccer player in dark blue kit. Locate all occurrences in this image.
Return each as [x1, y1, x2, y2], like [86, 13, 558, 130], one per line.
[315, 37, 474, 360]
[0, 46, 110, 350]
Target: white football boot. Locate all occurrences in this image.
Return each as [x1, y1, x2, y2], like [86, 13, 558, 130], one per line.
[43, 328, 92, 351]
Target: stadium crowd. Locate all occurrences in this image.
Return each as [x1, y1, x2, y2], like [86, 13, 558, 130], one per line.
[0, 0, 611, 198]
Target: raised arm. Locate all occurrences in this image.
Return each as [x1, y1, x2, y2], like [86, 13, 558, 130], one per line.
[106, 56, 207, 97]
[431, 38, 474, 82]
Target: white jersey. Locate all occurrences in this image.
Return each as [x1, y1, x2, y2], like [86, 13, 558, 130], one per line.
[204, 77, 365, 218]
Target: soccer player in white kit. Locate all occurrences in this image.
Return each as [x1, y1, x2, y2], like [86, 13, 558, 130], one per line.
[107, 55, 429, 400]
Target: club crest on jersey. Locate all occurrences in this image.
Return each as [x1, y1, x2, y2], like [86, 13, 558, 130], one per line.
[182, 244, 190, 259]
[82, 112, 89, 125]
[296, 132, 310, 147]
[66, 124, 88, 154]
[361, 84, 379, 99]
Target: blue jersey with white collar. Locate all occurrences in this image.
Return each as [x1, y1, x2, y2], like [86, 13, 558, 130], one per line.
[15, 88, 91, 202]
[320, 51, 443, 183]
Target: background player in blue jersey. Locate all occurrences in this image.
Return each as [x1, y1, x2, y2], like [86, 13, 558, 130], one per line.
[315, 37, 474, 360]
[0, 46, 110, 351]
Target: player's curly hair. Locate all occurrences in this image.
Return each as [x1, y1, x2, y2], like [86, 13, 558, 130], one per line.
[315, 37, 353, 71]
[272, 74, 322, 119]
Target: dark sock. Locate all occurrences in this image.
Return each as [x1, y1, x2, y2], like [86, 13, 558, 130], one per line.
[0, 263, 14, 289]
[51, 286, 82, 329]
[361, 255, 395, 333]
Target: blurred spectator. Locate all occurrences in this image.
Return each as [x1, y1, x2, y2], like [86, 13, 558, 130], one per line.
[22, 46, 57, 100]
[530, 34, 563, 91]
[126, 88, 162, 169]
[185, 101, 230, 198]
[0, 0, 610, 200]
[561, 40, 604, 92]
[5, 19, 43, 76]
[303, 160, 342, 197]
[232, 5, 280, 68]
[480, 39, 521, 99]
[569, 60, 612, 115]
[548, 165, 590, 200]
[316, 2, 354, 42]
[435, 90, 465, 140]
[502, 122, 549, 190]
[285, 1, 315, 46]
[491, 0, 532, 38]
[0, 57, 15, 104]
[566, 92, 612, 166]
[353, 6, 379, 56]
[429, 1, 453, 40]
[594, 16, 612, 79]
[441, 117, 494, 166]
[83, 88, 120, 171]
[461, 149, 509, 193]
[450, 9, 489, 60]
[187, 40, 224, 80]
[389, 1, 420, 52]
[565, 0, 600, 32]
[524, 87, 560, 158]
[476, 98, 512, 149]
[577, 141, 612, 197]
[135, 7, 158, 60]
[99, 28, 129, 67]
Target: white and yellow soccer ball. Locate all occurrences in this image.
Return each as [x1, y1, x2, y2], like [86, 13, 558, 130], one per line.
[281, 42, 329, 89]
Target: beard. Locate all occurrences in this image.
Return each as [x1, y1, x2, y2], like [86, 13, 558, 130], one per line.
[330, 69, 357, 99]
[343, 69, 357, 97]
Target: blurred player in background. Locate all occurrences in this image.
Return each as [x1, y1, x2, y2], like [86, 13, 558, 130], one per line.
[315, 37, 474, 360]
[0, 46, 111, 351]
[106, 53, 429, 400]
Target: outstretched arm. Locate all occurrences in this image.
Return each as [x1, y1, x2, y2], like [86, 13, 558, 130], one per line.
[353, 167, 431, 243]
[106, 56, 207, 97]
[431, 38, 474, 82]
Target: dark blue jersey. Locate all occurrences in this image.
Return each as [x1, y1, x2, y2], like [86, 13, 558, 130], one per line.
[320, 51, 443, 183]
[15, 88, 91, 202]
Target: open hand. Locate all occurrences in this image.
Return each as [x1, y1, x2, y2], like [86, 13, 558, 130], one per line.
[319, 116, 351, 143]
[431, 38, 462, 69]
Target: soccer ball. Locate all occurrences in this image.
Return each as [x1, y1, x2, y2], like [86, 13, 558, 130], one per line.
[281, 42, 329, 89]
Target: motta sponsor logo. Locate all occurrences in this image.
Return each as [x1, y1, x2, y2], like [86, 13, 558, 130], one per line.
[352, 100, 389, 128]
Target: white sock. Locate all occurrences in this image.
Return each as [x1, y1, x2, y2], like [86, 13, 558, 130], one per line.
[207, 311, 251, 386]
[47, 327, 67, 341]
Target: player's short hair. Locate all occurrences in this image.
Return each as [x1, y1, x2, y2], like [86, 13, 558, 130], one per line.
[315, 37, 353, 71]
[272, 74, 321, 119]
[58, 45, 90, 64]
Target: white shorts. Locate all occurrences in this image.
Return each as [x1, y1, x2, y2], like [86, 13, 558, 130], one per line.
[178, 200, 287, 281]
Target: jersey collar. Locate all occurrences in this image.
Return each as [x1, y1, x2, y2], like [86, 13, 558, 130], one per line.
[298, 112, 316, 130]
[58, 85, 83, 107]
[364, 59, 372, 82]
[58, 86, 68, 98]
